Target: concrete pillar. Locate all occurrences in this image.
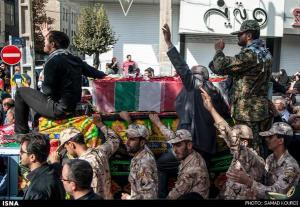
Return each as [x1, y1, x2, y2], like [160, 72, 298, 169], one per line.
[159, 0, 172, 76]
[19, 0, 35, 88]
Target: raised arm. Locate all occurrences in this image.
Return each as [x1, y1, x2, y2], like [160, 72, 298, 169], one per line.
[149, 113, 175, 141]
[200, 87, 239, 153]
[162, 24, 204, 91]
[209, 40, 257, 76]
[93, 114, 120, 158]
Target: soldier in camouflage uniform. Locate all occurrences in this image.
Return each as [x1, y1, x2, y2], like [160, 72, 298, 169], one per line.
[57, 114, 120, 199]
[227, 122, 300, 199]
[149, 114, 210, 199]
[200, 87, 265, 199]
[121, 125, 158, 200]
[120, 112, 158, 200]
[209, 20, 273, 156]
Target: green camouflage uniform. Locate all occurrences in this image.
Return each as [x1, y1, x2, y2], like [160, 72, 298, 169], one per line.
[128, 145, 158, 199]
[157, 126, 210, 199]
[252, 150, 300, 199]
[252, 122, 300, 199]
[79, 125, 120, 199]
[209, 20, 273, 155]
[214, 121, 265, 199]
[59, 126, 120, 199]
[126, 124, 159, 199]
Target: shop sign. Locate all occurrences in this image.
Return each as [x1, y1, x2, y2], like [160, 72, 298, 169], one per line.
[179, 0, 284, 37]
[292, 8, 300, 27]
[204, 0, 268, 31]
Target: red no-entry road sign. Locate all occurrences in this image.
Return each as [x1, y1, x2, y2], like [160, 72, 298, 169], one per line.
[0, 45, 22, 65]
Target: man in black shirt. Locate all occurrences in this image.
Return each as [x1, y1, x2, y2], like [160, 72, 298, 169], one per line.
[61, 159, 103, 200]
[14, 23, 106, 135]
[21, 133, 65, 200]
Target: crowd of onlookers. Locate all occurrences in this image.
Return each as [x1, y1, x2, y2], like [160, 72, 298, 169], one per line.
[271, 69, 300, 129]
[104, 55, 155, 80]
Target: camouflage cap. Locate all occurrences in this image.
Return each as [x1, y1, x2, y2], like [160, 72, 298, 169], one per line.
[125, 124, 150, 140]
[259, 122, 293, 137]
[232, 125, 253, 139]
[168, 129, 193, 144]
[57, 127, 82, 152]
[231, 20, 260, 35]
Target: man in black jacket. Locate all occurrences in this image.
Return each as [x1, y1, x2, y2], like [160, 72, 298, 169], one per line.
[61, 159, 102, 200]
[20, 133, 65, 200]
[14, 23, 106, 135]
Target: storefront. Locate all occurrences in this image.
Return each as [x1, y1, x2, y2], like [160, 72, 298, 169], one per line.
[280, 0, 300, 75]
[178, 0, 284, 74]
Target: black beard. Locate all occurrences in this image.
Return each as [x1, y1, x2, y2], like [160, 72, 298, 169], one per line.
[238, 40, 246, 47]
[126, 145, 141, 154]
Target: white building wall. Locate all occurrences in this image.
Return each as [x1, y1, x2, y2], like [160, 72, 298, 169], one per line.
[185, 35, 241, 75]
[60, 1, 79, 39]
[280, 35, 300, 75]
[85, 3, 180, 75]
[45, 0, 61, 30]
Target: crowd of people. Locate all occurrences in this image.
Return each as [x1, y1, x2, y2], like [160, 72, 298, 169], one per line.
[104, 54, 155, 80]
[1, 18, 300, 201]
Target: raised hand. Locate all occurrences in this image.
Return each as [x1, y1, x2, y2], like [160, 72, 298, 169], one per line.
[162, 23, 172, 47]
[149, 113, 161, 125]
[199, 87, 213, 112]
[40, 22, 50, 37]
[119, 111, 131, 123]
[215, 39, 225, 51]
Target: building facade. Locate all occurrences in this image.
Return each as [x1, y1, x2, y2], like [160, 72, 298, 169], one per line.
[68, 0, 179, 74]
[45, 0, 80, 55]
[0, 0, 5, 48]
[280, 0, 300, 75]
[0, 0, 19, 50]
[56, 0, 300, 75]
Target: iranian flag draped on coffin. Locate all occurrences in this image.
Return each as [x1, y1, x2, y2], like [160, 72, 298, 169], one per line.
[92, 78, 183, 113]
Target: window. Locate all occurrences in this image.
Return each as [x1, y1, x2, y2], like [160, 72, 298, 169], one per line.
[66, 9, 68, 22]
[5, 1, 15, 26]
[63, 8, 65, 21]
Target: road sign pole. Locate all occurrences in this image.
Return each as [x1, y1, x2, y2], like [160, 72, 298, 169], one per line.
[9, 35, 13, 86]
